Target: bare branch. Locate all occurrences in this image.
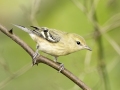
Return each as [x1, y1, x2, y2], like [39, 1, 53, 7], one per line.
[0, 24, 91, 90]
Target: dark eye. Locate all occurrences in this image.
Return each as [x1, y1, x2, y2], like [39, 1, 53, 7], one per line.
[76, 41, 81, 45]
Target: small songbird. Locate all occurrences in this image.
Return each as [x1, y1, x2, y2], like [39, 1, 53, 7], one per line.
[13, 24, 92, 72]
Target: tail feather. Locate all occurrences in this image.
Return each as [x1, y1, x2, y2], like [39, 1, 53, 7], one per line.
[13, 24, 31, 33]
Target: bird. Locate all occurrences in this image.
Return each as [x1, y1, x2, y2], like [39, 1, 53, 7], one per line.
[13, 24, 92, 72]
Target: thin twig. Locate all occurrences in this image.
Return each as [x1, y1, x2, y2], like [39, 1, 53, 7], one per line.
[0, 24, 91, 90]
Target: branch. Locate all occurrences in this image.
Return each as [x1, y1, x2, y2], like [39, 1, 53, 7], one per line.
[0, 24, 91, 90]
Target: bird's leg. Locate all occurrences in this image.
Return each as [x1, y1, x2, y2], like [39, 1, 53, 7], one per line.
[54, 57, 64, 72]
[53, 56, 57, 62]
[32, 44, 40, 65]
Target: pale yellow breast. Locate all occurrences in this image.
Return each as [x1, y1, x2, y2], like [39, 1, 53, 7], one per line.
[30, 34, 70, 56]
[39, 41, 71, 56]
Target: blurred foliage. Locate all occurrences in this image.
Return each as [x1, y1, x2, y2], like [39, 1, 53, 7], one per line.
[0, 0, 120, 90]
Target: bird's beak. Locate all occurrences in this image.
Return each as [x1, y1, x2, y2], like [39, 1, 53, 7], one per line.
[84, 46, 92, 51]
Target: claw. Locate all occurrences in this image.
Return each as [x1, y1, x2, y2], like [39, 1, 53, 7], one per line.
[53, 56, 64, 72]
[58, 63, 64, 73]
[33, 52, 39, 59]
[32, 52, 39, 65]
[32, 44, 40, 65]
[32, 52, 40, 65]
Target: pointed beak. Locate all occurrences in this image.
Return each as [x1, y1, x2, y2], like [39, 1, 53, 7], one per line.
[84, 46, 92, 51]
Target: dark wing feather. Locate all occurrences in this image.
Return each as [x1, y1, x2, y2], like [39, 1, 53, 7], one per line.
[31, 26, 61, 43]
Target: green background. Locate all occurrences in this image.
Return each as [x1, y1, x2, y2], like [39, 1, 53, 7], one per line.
[0, 0, 120, 90]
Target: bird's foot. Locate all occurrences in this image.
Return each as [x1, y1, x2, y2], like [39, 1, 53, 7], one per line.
[56, 62, 64, 73]
[32, 52, 40, 65]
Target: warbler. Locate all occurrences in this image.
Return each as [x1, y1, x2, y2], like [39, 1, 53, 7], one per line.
[13, 24, 92, 72]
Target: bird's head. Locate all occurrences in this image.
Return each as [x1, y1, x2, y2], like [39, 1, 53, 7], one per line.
[68, 33, 92, 52]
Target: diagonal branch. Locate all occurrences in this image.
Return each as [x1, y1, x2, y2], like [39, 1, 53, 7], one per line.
[0, 24, 91, 90]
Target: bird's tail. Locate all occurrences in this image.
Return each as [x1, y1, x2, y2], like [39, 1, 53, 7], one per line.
[13, 24, 31, 33]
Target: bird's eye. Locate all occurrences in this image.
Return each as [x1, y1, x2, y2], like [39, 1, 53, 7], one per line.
[76, 41, 81, 45]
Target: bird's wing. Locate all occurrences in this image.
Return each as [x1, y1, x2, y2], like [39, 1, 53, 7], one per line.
[30, 26, 62, 43]
[14, 24, 65, 43]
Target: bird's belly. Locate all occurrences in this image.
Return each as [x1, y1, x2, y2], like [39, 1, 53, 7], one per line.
[38, 42, 68, 56]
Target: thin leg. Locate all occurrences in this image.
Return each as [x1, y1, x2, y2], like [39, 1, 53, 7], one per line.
[54, 56, 57, 62]
[32, 44, 40, 65]
[54, 56, 64, 72]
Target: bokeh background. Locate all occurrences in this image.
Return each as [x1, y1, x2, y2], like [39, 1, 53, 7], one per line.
[0, 0, 120, 90]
